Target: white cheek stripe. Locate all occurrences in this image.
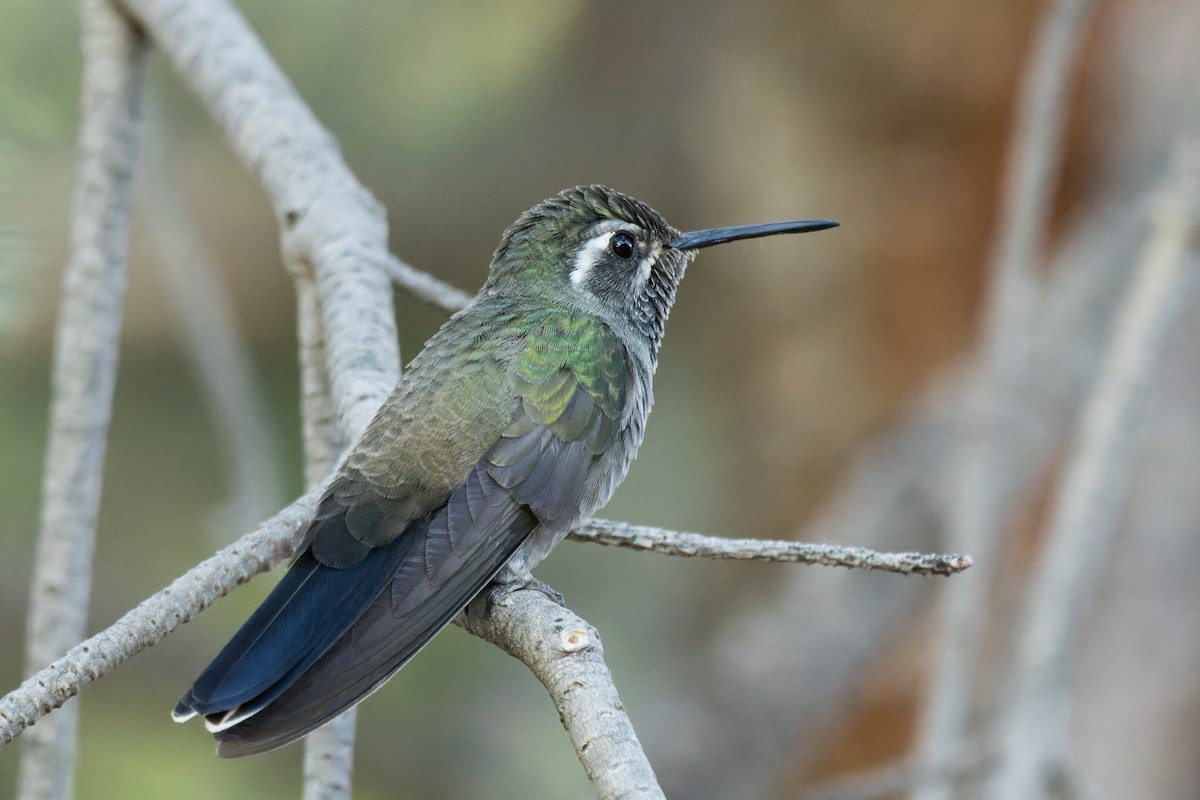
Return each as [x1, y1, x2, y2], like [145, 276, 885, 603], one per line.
[570, 231, 615, 288]
[634, 247, 656, 291]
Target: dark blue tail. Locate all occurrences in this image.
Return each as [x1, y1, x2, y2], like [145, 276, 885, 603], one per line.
[174, 517, 418, 726]
[176, 459, 542, 756]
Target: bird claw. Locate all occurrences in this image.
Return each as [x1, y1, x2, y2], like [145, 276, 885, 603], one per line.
[486, 575, 566, 612]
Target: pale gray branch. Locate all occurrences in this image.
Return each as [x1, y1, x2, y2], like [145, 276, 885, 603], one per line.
[386, 254, 472, 312]
[912, 0, 1101, 793]
[293, 265, 355, 799]
[302, 714, 356, 800]
[988, 143, 1200, 800]
[5, 3, 981, 798]
[116, 0, 398, 784]
[17, 3, 148, 799]
[989, 0, 1100, 294]
[460, 588, 666, 800]
[804, 743, 996, 800]
[656, 192, 1142, 799]
[0, 489, 320, 748]
[119, 0, 401, 437]
[103, 2, 664, 796]
[293, 272, 349, 489]
[140, 100, 284, 538]
[571, 520, 972, 576]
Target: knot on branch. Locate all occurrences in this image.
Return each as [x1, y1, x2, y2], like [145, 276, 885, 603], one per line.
[559, 626, 594, 654]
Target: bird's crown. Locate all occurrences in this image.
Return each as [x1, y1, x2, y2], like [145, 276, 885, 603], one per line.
[486, 185, 678, 287]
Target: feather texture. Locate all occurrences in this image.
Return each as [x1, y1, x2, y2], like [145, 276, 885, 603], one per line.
[173, 186, 700, 756]
[210, 462, 537, 756]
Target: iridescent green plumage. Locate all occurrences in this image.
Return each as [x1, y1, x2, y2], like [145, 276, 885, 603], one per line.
[174, 185, 836, 757]
[304, 301, 629, 566]
[513, 311, 626, 425]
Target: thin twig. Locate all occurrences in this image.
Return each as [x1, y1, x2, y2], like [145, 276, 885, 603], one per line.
[92, 3, 669, 795]
[804, 741, 996, 800]
[293, 263, 356, 799]
[292, 273, 348, 488]
[0, 490, 321, 749]
[912, 0, 1101, 794]
[17, 4, 147, 799]
[989, 0, 1101, 294]
[654, 195, 1143, 798]
[140, 99, 284, 538]
[571, 520, 972, 576]
[120, 0, 402, 436]
[386, 254, 472, 312]
[988, 143, 1200, 800]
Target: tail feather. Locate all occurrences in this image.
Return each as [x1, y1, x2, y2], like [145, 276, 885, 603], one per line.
[174, 515, 418, 723]
[176, 460, 540, 757]
[213, 487, 537, 756]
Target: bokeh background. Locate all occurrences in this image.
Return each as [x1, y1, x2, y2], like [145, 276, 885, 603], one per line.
[3, 0, 1195, 798]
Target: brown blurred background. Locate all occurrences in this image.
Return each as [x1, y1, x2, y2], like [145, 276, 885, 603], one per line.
[2, 0, 1185, 798]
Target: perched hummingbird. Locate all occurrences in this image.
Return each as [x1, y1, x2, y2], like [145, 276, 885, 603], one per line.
[173, 185, 836, 756]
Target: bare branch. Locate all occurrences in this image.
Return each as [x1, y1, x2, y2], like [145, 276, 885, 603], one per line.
[140, 100, 284, 537]
[989, 0, 1101, 295]
[292, 275, 349, 489]
[118, 0, 401, 437]
[386, 254, 472, 312]
[460, 589, 666, 800]
[0, 490, 320, 749]
[101, 3, 665, 795]
[804, 744, 996, 800]
[988, 143, 1200, 800]
[655, 196, 1142, 797]
[292, 255, 356, 799]
[301, 711, 356, 800]
[112, 1, 398, 783]
[571, 520, 972, 576]
[3, 3, 981, 797]
[17, 3, 148, 798]
[912, 0, 1101, 793]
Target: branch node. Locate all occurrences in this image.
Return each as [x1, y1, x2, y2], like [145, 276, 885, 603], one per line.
[560, 627, 593, 653]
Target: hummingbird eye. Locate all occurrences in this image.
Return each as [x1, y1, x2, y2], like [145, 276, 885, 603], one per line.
[609, 232, 637, 260]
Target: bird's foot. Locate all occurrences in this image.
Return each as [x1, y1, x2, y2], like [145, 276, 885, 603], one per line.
[486, 574, 566, 613]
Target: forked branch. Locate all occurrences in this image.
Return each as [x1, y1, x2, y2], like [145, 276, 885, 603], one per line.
[2, 2, 970, 799]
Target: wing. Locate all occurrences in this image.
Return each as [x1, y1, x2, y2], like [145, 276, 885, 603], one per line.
[171, 519, 420, 728]
[210, 460, 537, 756]
[489, 311, 628, 527]
[176, 309, 630, 756]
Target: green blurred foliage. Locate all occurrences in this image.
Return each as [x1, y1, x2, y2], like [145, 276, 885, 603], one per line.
[0, 0, 1037, 796]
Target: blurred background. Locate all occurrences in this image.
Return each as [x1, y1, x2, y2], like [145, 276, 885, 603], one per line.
[2, 0, 1198, 798]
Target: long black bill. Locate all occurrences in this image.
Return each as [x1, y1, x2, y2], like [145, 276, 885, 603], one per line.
[668, 219, 838, 250]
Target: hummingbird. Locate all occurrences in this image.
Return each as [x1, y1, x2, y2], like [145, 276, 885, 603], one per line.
[173, 185, 836, 756]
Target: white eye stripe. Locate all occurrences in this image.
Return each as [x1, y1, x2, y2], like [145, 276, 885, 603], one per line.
[635, 255, 652, 288]
[632, 241, 661, 293]
[570, 227, 659, 292]
[569, 231, 615, 288]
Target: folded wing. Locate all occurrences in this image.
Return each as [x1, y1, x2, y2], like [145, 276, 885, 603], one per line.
[176, 313, 630, 756]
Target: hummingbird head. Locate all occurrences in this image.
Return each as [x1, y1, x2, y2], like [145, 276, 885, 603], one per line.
[486, 185, 836, 348]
